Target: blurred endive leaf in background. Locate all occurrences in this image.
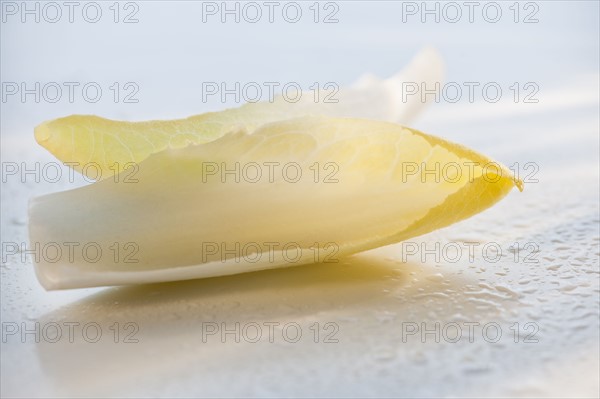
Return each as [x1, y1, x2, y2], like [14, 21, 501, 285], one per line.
[33, 48, 444, 179]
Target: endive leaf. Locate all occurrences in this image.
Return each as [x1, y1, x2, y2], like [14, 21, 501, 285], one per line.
[29, 116, 522, 290]
[33, 48, 443, 179]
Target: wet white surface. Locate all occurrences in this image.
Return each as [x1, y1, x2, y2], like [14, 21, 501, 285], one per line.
[1, 1, 599, 397]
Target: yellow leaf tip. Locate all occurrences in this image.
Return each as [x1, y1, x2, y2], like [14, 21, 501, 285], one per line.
[34, 121, 52, 145]
[515, 178, 525, 192]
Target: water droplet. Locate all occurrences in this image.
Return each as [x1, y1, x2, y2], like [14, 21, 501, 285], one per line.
[425, 273, 444, 282]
